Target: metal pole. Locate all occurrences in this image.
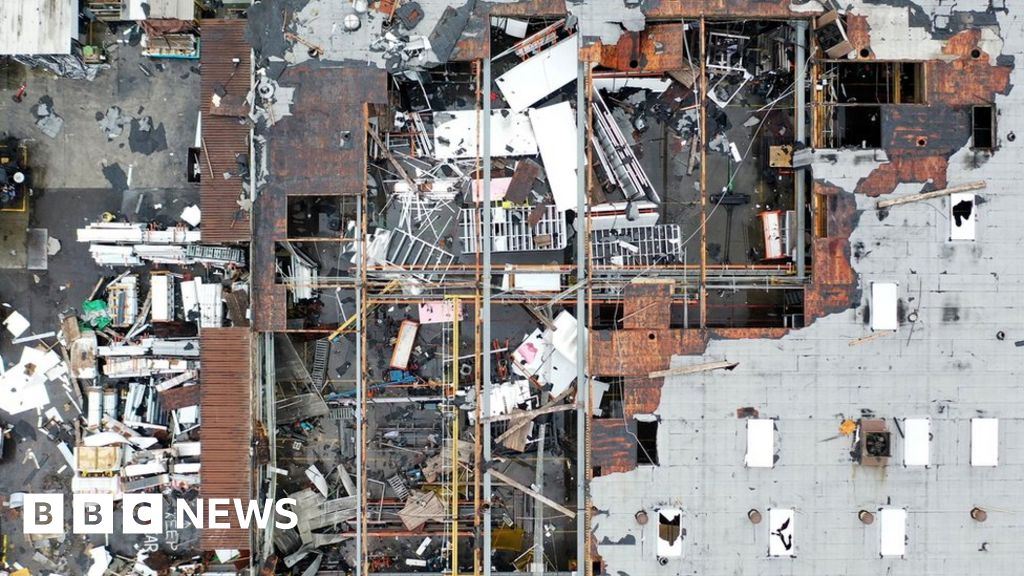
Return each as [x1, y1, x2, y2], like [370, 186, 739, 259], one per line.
[575, 39, 589, 576]
[482, 54, 494, 576]
[262, 333, 276, 560]
[355, 198, 364, 575]
[794, 21, 808, 280]
[699, 18, 708, 329]
[450, 297, 460, 576]
[531, 426, 547, 575]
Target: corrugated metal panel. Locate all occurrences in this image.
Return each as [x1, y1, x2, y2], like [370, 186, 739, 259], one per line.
[159, 384, 200, 410]
[199, 327, 252, 550]
[200, 19, 251, 243]
[0, 0, 75, 55]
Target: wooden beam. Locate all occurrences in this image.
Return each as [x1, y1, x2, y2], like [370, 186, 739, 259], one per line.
[482, 402, 577, 424]
[876, 181, 986, 209]
[495, 387, 574, 446]
[848, 331, 891, 347]
[648, 360, 737, 379]
[201, 137, 215, 178]
[490, 469, 576, 519]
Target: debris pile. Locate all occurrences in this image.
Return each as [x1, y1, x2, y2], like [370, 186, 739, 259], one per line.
[2, 207, 250, 572]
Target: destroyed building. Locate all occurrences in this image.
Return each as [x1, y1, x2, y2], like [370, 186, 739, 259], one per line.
[2, 0, 1023, 574]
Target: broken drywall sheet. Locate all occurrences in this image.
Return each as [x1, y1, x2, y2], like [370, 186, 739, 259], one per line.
[433, 109, 538, 159]
[418, 300, 463, 324]
[496, 35, 579, 113]
[512, 310, 582, 396]
[4, 310, 31, 338]
[0, 346, 59, 415]
[87, 547, 113, 576]
[31, 96, 64, 139]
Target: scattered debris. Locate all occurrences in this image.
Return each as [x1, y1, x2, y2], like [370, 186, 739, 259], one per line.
[31, 95, 64, 138]
[128, 116, 169, 155]
[97, 105, 129, 139]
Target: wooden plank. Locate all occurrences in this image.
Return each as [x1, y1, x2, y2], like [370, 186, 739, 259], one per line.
[482, 402, 576, 424]
[389, 320, 419, 370]
[648, 360, 738, 379]
[496, 387, 574, 446]
[490, 469, 576, 519]
[876, 181, 986, 209]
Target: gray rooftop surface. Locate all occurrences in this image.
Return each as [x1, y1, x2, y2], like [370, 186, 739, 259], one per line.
[592, 0, 1024, 574]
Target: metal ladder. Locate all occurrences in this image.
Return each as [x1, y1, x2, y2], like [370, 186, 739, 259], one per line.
[311, 339, 330, 389]
[185, 244, 246, 265]
[329, 405, 354, 421]
[387, 474, 410, 500]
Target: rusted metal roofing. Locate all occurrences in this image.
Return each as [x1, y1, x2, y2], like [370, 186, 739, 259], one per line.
[490, 0, 565, 16]
[621, 281, 673, 330]
[591, 419, 636, 475]
[595, 23, 685, 73]
[251, 190, 286, 332]
[158, 384, 200, 410]
[200, 19, 251, 243]
[199, 327, 252, 551]
[591, 329, 707, 379]
[643, 0, 813, 18]
[250, 63, 386, 330]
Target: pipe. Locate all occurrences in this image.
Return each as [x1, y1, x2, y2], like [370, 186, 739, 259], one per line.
[794, 20, 808, 279]
[356, 197, 365, 575]
[482, 54, 494, 576]
[262, 334, 278, 560]
[699, 18, 708, 328]
[364, 263, 796, 272]
[575, 39, 589, 576]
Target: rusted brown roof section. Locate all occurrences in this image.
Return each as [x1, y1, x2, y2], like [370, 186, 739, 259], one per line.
[250, 64, 386, 330]
[621, 281, 673, 330]
[591, 23, 685, 73]
[490, 0, 565, 17]
[591, 279, 789, 474]
[267, 64, 387, 196]
[834, 27, 1010, 199]
[251, 189, 286, 332]
[643, 0, 815, 18]
[200, 19, 251, 243]
[803, 181, 857, 324]
[200, 327, 252, 551]
[845, 15, 872, 57]
[591, 327, 707, 378]
[158, 384, 200, 410]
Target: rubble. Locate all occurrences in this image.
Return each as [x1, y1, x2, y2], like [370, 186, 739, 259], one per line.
[1, 196, 248, 573]
[8, 0, 1016, 574]
[30, 96, 64, 139]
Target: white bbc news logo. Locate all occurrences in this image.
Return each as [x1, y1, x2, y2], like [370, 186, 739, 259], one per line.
[23, 494, 298, 535]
